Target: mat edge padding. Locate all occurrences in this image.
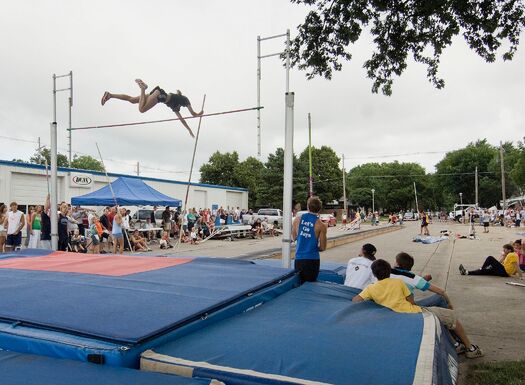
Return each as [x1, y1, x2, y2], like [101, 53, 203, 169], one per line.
[141, 350, 331, 385]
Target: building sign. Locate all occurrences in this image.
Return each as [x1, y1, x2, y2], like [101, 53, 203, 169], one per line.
[70, 173, 93, 188]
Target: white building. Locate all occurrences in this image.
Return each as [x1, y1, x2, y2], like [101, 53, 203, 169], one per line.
[0, 160, 248, 213]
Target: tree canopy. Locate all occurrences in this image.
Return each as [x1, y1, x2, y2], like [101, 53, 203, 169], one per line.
[27, 149, 104, 171]
[290, 0, 525, 95]
[199, 139, 523, 211]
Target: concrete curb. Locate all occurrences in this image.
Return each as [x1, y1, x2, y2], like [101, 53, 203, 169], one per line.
[236, 225, 402, 260]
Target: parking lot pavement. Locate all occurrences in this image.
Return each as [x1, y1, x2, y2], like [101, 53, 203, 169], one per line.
[321, 221, 525, 366]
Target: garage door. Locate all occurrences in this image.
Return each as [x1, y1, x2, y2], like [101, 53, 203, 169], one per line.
[226, 191, 242, 210]
[10, 172, 64, 205]
[192, 190, 207, 210]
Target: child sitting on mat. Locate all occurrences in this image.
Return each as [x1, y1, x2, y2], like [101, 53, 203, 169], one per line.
[353, 259, 484, 358]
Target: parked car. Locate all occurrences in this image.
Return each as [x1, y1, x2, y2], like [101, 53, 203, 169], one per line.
[242, 208, 283, 228]
[319, 214, 337, 227]
[131, 209, 164, 227]
[403, 212, 415, 221]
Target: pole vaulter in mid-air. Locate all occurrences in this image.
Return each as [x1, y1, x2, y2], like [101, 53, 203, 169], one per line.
[100, 79, 203, 138]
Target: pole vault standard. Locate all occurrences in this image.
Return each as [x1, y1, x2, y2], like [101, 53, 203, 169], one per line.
[257, 30, 291, 157]
[50, 71, 73, 250]
[69, 106, 263, 131]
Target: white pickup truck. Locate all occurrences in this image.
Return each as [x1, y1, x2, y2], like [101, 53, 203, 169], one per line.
[242, 209, 283, 228]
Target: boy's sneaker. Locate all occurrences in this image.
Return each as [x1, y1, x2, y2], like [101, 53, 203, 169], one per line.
[466, 345, 484, 359]
[454, 342, 466, 354]
[459, 264, 467, 275]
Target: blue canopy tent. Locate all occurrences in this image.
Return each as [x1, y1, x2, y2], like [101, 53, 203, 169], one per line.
[71, 177, 182, 207]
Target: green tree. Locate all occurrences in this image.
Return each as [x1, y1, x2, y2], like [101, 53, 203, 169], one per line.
[434, 140, 499, 207]
[298, 146, 342, 204]
[234, 156, 265, 208]
[70, 155, 104, 172]
[290, 1, 525, 95]
[510, 145, 525, 190]
[257, 148, 308, 209]
[199, 151, 240, 187]
[29, 148, 69, 167]
[346, 161, 429, 212]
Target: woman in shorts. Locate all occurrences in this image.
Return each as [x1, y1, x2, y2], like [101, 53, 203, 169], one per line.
[101, 79, 203, 138]
[0, 204, 7, 252]
[420, 211, 430, 236]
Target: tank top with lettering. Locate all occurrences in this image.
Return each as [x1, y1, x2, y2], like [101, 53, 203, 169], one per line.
[295, 212, 320, 260]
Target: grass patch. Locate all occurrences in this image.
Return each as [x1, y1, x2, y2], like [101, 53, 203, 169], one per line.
[464, 361, 525, 385]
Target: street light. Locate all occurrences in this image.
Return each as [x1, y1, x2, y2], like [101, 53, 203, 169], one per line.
[371, 189, 375, 214]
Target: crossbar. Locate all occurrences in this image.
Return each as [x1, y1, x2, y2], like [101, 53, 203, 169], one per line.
[259, 52, 283, 59]
[69, 106, 263, 131]
[259, 33, 287, 41]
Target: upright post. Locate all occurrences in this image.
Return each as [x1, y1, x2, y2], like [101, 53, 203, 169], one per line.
[50, 122, 58, 251]
[342, 154, 347, 217]
[68, 71, 73, 165]
[475, 166, 479, 207]
[136, 162, 140, 176]
[257, 36, 262, 157]
[51, 74, 58, 251]
[500, 142, 506, 211]
[281, 92, 294, 268]
[371, 189, 375, 213]
[414, 182, 419, 214]
[285, 29, 290, 93]
[308, 113, 313, 197]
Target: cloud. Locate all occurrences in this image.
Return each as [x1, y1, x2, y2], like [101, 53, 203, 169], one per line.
[0, 0, 523, 183]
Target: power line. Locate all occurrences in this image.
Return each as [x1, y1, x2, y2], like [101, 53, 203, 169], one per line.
[0, 134, 192, 175]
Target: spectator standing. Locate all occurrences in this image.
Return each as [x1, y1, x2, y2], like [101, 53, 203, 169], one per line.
[420, 211, 430, 235]
[0, 204, 7, 252]
[292, 196, 327, 283]
[58, 203, 70, 251]
[28, 205, 43, 248]
[4, 202, 25, 251]
[24, 207, 34, 247]
[162, 207, 172, 235]
[112, 208, 124, 254]
[40, 195, 52, 250]
[121, 208, 131, 251]
[480, 210, 489, 233]
[89, 216, 101, 254]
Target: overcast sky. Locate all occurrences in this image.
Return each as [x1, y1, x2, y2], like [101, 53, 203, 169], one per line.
[1, 0, 523, 183]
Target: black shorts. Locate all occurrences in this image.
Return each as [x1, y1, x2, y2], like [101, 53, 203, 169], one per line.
[166, 93, 190, 112]
[294, 259, 320, 283]
[483, 222, 489, 227]
[150, 86, 168, 103]
[6, 233, 22, 247]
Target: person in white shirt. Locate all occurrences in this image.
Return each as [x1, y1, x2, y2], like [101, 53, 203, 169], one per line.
[343, 243, 377, 289]
[4, 202, 25, 251]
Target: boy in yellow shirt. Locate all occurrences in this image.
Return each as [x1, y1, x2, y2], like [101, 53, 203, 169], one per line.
[459, 244, 524, 278]
[353, 259, 484, 358]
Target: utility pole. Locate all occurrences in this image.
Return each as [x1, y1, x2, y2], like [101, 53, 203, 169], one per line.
[308, 113, 313, 197]
[342, 154, 347, 218]
[414, 182, 419, 214]
[500, 141, 506, 211]
[475, 166, 479, 207]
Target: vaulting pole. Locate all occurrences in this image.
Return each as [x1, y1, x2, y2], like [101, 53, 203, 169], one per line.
[177, 95, 207, 248]
[96, 143, 134, 254]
